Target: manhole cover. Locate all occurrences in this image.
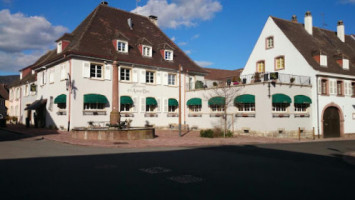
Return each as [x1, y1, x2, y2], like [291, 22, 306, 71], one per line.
[139, 167, 171, 174]
[168, 175, 204, 184]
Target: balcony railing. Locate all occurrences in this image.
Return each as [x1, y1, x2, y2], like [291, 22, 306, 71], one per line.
[239, 72, 311, 86]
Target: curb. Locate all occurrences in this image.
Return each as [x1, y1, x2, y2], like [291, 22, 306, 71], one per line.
[0, 127, 27, 136]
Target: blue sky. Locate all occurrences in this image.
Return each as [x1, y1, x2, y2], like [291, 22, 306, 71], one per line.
[0, 0, 355, 75]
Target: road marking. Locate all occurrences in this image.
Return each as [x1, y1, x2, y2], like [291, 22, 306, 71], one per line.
[168, 175, 204, 184]
[139, 167, 171, 174]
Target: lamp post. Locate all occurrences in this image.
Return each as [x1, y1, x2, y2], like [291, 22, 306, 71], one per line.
[179, 65, 183, 137]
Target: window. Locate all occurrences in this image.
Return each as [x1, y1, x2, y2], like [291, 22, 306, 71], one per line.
[321, 79, 328, 95]
[146, 71, 155, 84]
[337, 81, 343, 96]
[142, 45, 152, 57]
[294, 104, 309, 112]
[120, 104, 131, 112]
[266, 37, 274, 49]
[237, 103, 255, 112]
[49, 69, 54, 83]
[189, 105, 201, 112]
[256, 61, 265, 73]
[272, 103, 288, 112]
[146, 105, 156, 112]
[117, 40, 128, 53]
[84, 103, 105, 110]
[57, 41, 62, 54]
[352, 82, 355, 97]
[275, 56, 285, 70]
[168, 74, 176, 85]
[164, 50, 173, 61]
[320, 55, 327, 67]
[90, 64, 102, 78]
[210, 105, 225, 112]
[168, 105, 177, 113]
[120, 68, 131, 81]
[24, 85, 28, 96]
[57, 103, 66, 109]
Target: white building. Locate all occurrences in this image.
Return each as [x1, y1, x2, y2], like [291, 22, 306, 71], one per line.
[241, 12, 355, 137]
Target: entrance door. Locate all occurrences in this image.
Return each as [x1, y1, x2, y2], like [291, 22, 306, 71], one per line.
[323, 107, 340, 138]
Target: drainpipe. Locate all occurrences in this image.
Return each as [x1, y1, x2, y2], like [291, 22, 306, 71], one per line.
[316, 75, 320, 137]
[184, 70, 187, 126]
[67, 59, 72, 132]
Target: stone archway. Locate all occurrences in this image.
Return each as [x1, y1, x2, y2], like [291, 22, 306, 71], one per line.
[321, 103, 344, 138]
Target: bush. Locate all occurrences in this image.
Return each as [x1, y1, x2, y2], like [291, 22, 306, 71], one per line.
[200, 129, 214, 138]
[195, 80, 204, 89]
[200, 128, 234, 138]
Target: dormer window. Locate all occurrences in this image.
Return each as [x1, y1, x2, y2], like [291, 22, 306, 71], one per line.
[142, 45, 152, 57]
[320, 55, 327, 67]
[343, 58, 349, 70]
[117, 40, 128, 53]
[164, 50, 173, 61]
[57, 41, 62, 54]
[266, 36, 274, 49]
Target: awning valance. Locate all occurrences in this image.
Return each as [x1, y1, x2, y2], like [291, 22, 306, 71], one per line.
[25, 99, 47, 110]
[54, 94, 66, 104]
[121, 96, 133, 105]
[84, 94, 108, 104]
[146, 97, 157, 106]
[272, 94, 291, 104]
[234, 94, 255, 104]
[186, 98, 202, 106]
[208, 97, 225, 106]
[294, 95, 312, 104]
[168, 98, 178, 106]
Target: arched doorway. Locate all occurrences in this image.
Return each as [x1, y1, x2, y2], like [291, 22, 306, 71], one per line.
[323, 107, 341, 138]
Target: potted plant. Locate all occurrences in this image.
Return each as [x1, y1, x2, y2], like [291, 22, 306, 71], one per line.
[290, 77, 295, 83]
[254, 72, 261, 82]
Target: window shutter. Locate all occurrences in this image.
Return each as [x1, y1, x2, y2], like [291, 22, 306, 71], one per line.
[163, 72, 168, 85]
[333, 80, 337, 95]
[49, 69, 54, 83]
[60, 65, 66, 80]
[318, 78, 322, 95]
[140, 69, 146, 83]
[82, 62, 90, 78]
[133, 69, 138, 82]
[329, 80, 333, 94]
[43, 71, 47, 84]
[176, 74, 179, 86]
[156, 72, 161, 84]
[157, 98, 161, 112]
[133, 96, 138, 112]
[105, 64, 111, 80]
[140, 97, 146, 113]
[163, 98, 168, 112]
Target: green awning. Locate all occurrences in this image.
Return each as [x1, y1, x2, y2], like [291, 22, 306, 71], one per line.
[187, 98, 202, 106]
[294, 95, 312, 104]
[168, 98, 178, 106]
[234, 94, 255, 104]
[208, 97, 225, 106]
[272, 94, 291, 104]
[54, 94, 66, 104]
[121, 96, 133, 105]
[84, 94, 108, 104]
[146, 97, 157, 106]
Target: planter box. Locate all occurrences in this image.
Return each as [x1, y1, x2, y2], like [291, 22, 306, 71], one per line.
[144, 113, 158, 117]
[294, 113, 310, 118]
[272, 113, 290, 118]
[188, 114, 202, 117]
[167, 113, 179, 117]
[83, 111, 106, 116]
[121, 113, 134, 117]
[235, 113, 256, 118]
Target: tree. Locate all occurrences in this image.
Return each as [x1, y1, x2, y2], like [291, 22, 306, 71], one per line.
[204, 82, 241, 137]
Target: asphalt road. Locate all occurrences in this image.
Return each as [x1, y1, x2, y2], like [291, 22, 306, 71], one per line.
[0, 129, 354, 200]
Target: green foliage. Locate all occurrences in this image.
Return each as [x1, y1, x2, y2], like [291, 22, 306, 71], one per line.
[195, 80, 204, 89]
[200, 128, 234, 138]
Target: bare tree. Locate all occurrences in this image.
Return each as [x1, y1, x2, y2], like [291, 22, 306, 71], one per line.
[203, 81, 241, 137]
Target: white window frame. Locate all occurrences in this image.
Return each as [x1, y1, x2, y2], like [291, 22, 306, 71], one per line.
[120, 104, 132, 112]
[294, 104, 309, 113]
[146, 105, 156, 113]
[164, 50, 173, 61]
[256, 61, 265, 73]
[320, 55, 327, 67]
[142, 45, 152, 57]
[83, 103, 105, 110]
[57, 41, 62, 54]
[272, 103, 288, 113]
[210, 105, 225, 112]
[168, 105, 178, 113]
[237, 103, 255, 112]
[168, 73, 176, 86]
[90, 64, 103, 79]
[120, 67, 131, 81]
[117, 40, 128, 53]
[343, 58, 349, 70]
[189, 105, 202, 113]
[146, 71, 155, 84]
[275, 56, 285, 70]
[266, 36, 274, 49]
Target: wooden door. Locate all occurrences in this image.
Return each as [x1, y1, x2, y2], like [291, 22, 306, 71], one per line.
[323, 107, 340, 138]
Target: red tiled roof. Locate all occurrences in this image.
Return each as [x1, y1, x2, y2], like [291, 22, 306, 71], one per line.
[26, 4, 207, 74]
[272, 17, 355, 76]
[204, 68, 243, 81]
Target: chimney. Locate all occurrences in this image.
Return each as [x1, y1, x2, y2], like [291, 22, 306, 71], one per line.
[291, 15, 298, 23]
[337, 20, 345, 42]
[101, 1, 108, 5]
[304, 11, 313, 35]
[149, 15, 158, 26]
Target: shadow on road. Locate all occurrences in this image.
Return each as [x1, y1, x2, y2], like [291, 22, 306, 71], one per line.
[0, 144, 354, 199]
[0, 125, 60, 142]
